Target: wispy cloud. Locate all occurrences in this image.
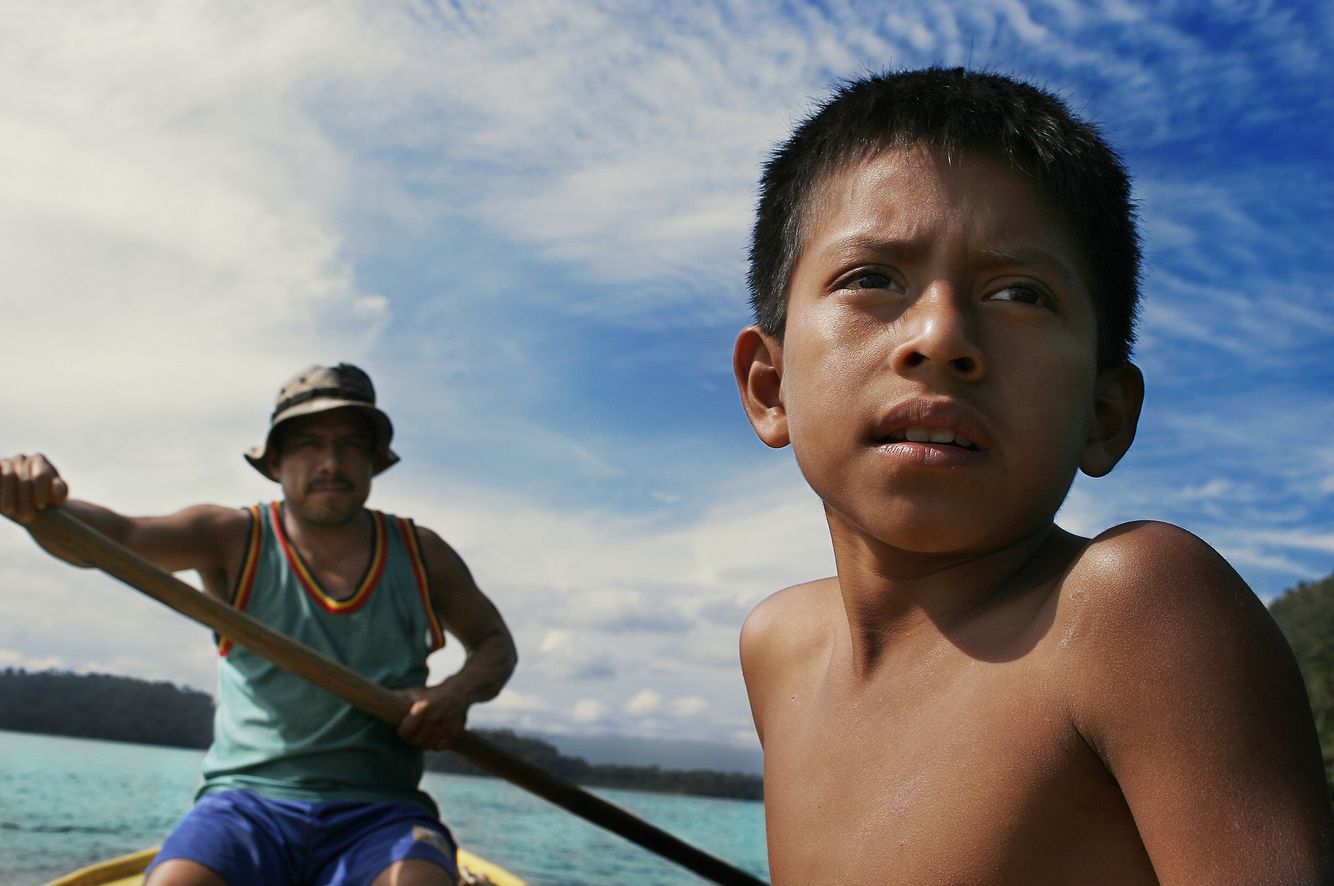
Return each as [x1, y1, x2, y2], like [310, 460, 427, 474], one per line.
[2, 0, 1329, 750]
[397, 460, 832, 740]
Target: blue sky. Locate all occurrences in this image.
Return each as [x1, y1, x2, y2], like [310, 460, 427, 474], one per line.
[2, 0, 1331, 752]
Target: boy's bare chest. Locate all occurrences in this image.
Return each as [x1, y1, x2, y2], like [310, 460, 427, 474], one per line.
[760, 655, 1153, 884]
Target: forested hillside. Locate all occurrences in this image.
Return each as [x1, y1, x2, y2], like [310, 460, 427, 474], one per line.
[0, 669, 761, 800]
[1269, 569, 1334, 786]
[5, 566, 1331, 805]
[425, 731, 763, 800]
[0, 668, 213, 748]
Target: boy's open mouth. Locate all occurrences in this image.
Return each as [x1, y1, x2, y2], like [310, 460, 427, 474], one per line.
[877, 427, 980, 451]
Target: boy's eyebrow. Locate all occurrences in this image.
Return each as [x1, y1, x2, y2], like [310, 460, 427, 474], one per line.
[973, 247, 1082, 289]
[818, 233, 931, 265]
[818, 237, 1080, 282]
[815, 235, 1086, 295]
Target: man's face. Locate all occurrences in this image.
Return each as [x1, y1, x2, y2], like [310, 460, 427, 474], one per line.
[268, 409, 375, 528]
[767, 146, 1126, 556]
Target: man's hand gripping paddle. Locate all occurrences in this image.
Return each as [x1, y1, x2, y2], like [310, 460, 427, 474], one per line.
[18, 507, 767, 886]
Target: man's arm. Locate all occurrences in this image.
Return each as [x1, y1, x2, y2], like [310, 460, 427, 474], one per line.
[396, 525, 518, 751]
[1067, 521, 1331, 885]
[1, 453, 248, 598]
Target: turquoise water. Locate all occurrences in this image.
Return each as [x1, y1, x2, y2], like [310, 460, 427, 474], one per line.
[0, 730, 768, 885]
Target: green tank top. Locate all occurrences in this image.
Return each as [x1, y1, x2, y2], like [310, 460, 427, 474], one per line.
[200, 501, 446, 811]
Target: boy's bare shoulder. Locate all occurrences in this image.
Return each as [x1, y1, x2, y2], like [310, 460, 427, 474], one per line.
[741, 576, 839, 665]
[1054, 521, 1331, 881]
[1054, 518, 1284, 691]
[1059, 519, 1265, 639]
[740, 577, 841, 739]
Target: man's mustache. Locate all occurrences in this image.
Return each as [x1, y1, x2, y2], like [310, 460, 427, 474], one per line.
[306, 477, 353, 493]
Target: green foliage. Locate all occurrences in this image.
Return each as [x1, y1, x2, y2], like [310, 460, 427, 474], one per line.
[1269, 570, 1334, 785]
[0, 667, 214, 748]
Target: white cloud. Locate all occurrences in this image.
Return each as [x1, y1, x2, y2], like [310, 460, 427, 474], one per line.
[378, 457, 829, 741]
[0, 649, 65, 672]
[1249, 531, 1334, 556]
[1, 3, 394, 524]
[3, 0, 1329, 755]
[488, 688, 551, 714]
[1177, 480, 1233, 501]
[671, 696, 709, 717]
[625, 689, 662, 716]
[1215, 546, 1321, 587]
[571, 699, 605, 724]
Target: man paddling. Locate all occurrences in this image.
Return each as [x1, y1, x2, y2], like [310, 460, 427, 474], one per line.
[2, 362, 518, 886]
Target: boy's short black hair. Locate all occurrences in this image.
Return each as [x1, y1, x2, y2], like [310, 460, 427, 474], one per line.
[748, 67, 1141, 368]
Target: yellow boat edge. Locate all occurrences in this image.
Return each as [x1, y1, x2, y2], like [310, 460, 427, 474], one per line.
[42, 846, 528, 886]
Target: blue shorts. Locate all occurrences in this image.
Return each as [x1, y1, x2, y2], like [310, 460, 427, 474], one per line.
[146, 789, 458, 885]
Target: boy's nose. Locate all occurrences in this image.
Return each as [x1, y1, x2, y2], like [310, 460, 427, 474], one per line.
[890, 285, 986, 382]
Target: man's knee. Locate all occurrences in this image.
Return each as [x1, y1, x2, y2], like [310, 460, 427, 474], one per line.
[143, 858, 229, 886]
[370, 858, 458, 886]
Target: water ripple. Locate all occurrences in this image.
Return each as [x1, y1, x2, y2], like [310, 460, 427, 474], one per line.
[0, 820, 130, 834]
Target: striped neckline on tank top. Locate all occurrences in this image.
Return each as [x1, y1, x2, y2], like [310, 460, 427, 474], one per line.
[269, 500, 387, 614]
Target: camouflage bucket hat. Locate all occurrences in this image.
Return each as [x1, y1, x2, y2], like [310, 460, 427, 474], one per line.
[244, 363, 400, 481]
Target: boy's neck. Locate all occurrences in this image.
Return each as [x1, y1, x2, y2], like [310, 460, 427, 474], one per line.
[827, 516, 1077, 677]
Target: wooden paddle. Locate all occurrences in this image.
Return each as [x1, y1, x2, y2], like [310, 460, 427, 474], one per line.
[24, 507, 767, 886]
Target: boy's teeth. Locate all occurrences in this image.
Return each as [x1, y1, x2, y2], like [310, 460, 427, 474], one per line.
[898, 427, 975, 449]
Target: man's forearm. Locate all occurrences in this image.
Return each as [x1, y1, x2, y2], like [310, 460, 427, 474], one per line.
[30, 500, 133, 567]
[448, 629, 518, 705]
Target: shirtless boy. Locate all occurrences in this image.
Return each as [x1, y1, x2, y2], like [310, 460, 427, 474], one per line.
[2, 363, 517, 885]
[732, 68, 1330, 884]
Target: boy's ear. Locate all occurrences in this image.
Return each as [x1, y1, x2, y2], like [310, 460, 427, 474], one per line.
[1080, 362, 1144, 478]
[733, 325, 790, 448]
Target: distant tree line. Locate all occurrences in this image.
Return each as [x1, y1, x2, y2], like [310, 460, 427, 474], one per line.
[0, 668, 213, 748]
[0, 668, 762, 801]
[9, 565, 1332, 806]
[1269, 568, 1334, 796]
[425, 730, 763, 800]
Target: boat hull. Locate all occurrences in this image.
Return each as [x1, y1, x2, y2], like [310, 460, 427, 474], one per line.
[43, 846, 526, 886]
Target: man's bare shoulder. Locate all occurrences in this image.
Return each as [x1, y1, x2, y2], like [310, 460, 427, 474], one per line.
[154, 503, 253, 548]
[405, 522, 455, 558]
[403, 522, 473, 585]
[122, 503, 253, 576]
[172, 502, 253, 529]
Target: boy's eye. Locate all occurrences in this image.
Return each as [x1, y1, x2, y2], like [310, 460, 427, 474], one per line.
[986, 283, 1053, 308]
[836, 269, 900, 291]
